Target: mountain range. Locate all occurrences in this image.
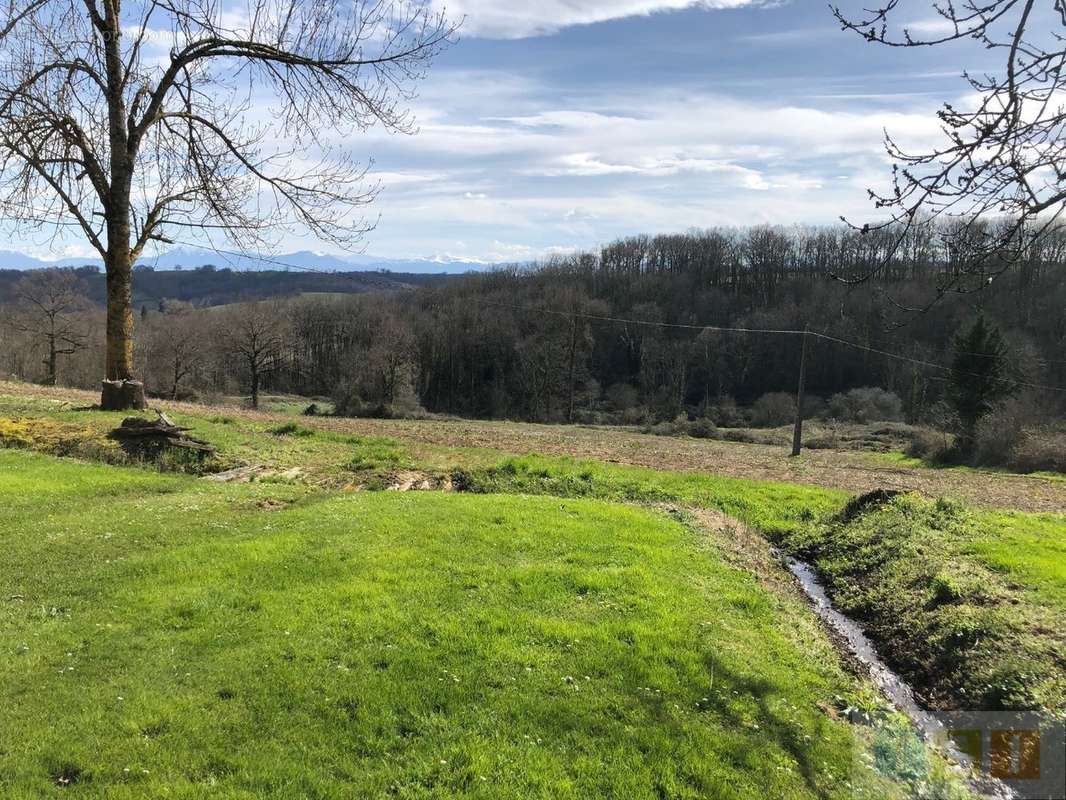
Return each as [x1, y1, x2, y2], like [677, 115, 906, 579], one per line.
[0, 247, 492, 275]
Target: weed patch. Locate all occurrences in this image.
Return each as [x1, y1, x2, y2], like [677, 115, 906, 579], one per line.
[343, 435, 404, 472]
[0, 416, 120, 463]
[270, 422, 316, 437]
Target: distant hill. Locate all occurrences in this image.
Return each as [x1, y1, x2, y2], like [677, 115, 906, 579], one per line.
[0, 246, 489, 275]
[0, 265, 457, 309]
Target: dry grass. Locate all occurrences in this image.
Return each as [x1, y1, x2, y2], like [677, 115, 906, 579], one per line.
[3, 379, 1064, 513]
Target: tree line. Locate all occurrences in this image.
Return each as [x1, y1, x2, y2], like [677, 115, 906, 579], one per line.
[2, 224, 1065, 428]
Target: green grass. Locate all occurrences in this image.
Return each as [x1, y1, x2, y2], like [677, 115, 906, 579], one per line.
[454, 454, 847, 538]
[771, 494, 1066, 719]
[2, 386, 1063, 791]
[0, 394, 404, 480]
[968, 511, 1066, 611]
[0, 450, 941, 799]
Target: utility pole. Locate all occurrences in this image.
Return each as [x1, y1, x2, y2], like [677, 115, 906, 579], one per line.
[791, 326, 809, 457]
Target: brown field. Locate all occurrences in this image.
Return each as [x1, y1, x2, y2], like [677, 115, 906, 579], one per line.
[2, 379, 1064, 512]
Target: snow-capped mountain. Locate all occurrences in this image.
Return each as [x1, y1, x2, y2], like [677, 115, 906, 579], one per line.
[0, 247, 492, 274]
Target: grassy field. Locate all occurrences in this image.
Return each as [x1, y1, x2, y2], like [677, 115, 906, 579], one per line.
[2, 380, 1063, 796]
[0, 450, 944, 799]
[1, 380, 1063, 511]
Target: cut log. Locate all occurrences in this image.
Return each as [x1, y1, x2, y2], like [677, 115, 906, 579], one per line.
[108, 411, 215, 456]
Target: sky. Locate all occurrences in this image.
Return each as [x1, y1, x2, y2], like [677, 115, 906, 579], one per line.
[13, 0, 993, 264]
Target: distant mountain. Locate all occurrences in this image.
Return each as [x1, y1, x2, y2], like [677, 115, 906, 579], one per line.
[0, 246, 491, 274]
[0, 250, 94, 270]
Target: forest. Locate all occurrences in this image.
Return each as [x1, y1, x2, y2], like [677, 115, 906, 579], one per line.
[3, 223, 1065, 436]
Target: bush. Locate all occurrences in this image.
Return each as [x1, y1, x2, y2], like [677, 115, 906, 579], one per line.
[572, 409, 614, 426]
[687, 417, 717, 439]
[722, 429, 761, 444]
[827, 387, 903, 423]
[804, 433, 840, 450]
[750, 392, 796, 428]
[904, 427, 954, 462]
[972, 403, 1026, 467]
[969, 395, 1063, 472]
[642, 414, 688, 437]
[706, 396, 745, 427]
[270, 422, 315, 437]
[620, 405, 650, 426]
[1010, 430, 1066, 474]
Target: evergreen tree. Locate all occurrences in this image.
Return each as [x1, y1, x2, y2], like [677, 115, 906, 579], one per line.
[948, 316, 1012, 453]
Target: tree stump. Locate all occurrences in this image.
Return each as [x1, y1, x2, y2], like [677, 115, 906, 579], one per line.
[101, 380, 147, 411]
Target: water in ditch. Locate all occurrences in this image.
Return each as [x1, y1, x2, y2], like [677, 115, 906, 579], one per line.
[785, 556, 1016, 800]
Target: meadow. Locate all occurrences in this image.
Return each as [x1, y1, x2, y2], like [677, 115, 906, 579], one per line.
[2, 380, 1063, 797]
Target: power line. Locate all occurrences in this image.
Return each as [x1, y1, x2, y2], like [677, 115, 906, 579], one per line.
[474, 298, 1066, 396]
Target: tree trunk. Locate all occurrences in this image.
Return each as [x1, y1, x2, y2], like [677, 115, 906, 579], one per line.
[105, 248, 135, 381]
[100, 244, 146, 410]
[98, 2, 145, 412]
[250, 368, 260, 409]
[46, 334, 57, 386]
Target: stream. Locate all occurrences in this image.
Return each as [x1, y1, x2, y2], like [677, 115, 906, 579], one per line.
[784, 556, 1016, 800]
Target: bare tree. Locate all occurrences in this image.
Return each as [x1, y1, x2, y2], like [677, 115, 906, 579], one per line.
[9, 269, 91, 385]
[834, 0, 1066, 304]
[224, 300, 285, 409]
[0, 0, 454, 409]
[146, 304, 203, 399]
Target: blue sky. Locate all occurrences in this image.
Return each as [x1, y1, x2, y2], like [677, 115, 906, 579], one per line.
[16, 0, 993, 264]
[350, 0, 986, 262]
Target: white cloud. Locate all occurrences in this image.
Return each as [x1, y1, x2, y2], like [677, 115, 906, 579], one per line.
[435, 0, 763, 39]
[331, 69, 952, 258]
[374, 170, 448, 186]
[904, 17, 959, 36]
[385, 86, 942, 175]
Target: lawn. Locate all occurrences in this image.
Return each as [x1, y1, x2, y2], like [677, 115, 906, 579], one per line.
[3, 381, 1064, 795]
[969, 511, 1066, 611]
[0, 450, 942, 799]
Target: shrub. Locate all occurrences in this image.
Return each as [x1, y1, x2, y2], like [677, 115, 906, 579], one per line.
[904, 427, 953, 462]
[1006, 429, 1066, 474]
[687, 417, 717, 439]
[643, 415, 688, 437]
[722, 429, 760, 444]
[706, 396, 745, 427]
[619, 405, 650, 426]
[803, 433, 840, 450]
[750, 392, 796, 428]
[827, 387, 903, 423]
[970, 395, 1061, 472]
[572, 409, 614, 426]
